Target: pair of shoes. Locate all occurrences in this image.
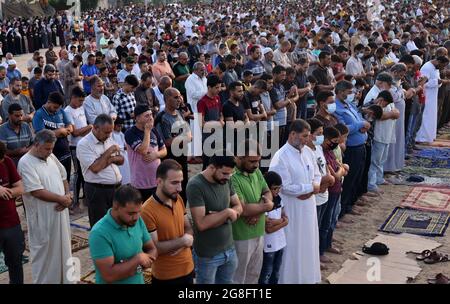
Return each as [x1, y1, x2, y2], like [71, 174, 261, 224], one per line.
[326, 247, 342, 255]
[428, 273, 450, 284]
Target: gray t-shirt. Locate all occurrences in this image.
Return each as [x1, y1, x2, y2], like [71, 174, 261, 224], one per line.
[186, 173, 235, 258]
[1, 94, 35, 121]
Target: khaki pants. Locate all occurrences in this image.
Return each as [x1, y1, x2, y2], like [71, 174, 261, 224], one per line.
[233, 237, 264, 284]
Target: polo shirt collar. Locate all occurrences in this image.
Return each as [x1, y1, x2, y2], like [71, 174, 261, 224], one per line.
[153, 193, 175, 210]
[105, 209, 127, 231]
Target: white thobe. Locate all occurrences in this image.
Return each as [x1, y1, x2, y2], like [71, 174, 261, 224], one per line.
[17, 153, 73, 284]
[269, 143, 322, 284]
[185, 73, 207, 157]
[416, 62, 441, 143]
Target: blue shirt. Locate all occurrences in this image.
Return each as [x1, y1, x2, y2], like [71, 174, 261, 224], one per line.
[33, 78, 64, 109]
[81, 64, 99, 94]
[6, 69, 21, 81]
[334, 98, 368, 147]
[89, 209, 151, 284]
[32, 106, 72, 161]
[0, 122, 33, 165]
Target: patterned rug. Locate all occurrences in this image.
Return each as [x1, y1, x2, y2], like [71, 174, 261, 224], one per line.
[25, 234, 89, 253]
[401, 166, 450, 179]
[0, 252, 29, 275]
[401, 186, 450, 213]
[409, 148, 450, 169]
[387, 175, 450, 187]
[380, 207, 450, 237]
[80, 268, 152, 284]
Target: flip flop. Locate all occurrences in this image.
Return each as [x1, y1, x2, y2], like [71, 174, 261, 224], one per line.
[416, 249, 432, 261]
[424, 252, 449, 264]
[428, 273, 450, 284]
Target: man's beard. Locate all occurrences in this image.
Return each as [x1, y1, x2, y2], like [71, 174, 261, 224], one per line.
[162, 187, 179, 201]
[212, 174, 228, 185]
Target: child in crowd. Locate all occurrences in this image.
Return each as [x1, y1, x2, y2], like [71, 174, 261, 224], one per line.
[333, 123, 350, 226]
[258, 171, 288, 285]
[21, 77, 31, 98]
[112, 117, 131, 185]
[364, 90, 399, 195]
[306, 75, 317, 118]
[242, 70, 253, 91]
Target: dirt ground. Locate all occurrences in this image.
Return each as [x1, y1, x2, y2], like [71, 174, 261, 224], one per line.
[0, 49, 448, 284]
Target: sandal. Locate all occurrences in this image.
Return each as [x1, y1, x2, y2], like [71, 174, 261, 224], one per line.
[428, 273, 450, 284]
[416, 249, 432, 261]
[424, 252, 449, 264]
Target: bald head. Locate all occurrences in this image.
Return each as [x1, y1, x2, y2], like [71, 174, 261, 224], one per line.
[164, 87, 179, 100]
[159, 76, 173, 91]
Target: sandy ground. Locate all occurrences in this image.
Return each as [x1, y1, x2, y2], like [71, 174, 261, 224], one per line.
[0, 50, 448, 284]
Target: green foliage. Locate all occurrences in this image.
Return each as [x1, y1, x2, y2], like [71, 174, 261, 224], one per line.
[48, 0, 71, 10]
[81, 0, 99, 11]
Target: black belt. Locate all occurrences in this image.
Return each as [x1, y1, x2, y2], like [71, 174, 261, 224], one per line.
[85, 182, 121, 189]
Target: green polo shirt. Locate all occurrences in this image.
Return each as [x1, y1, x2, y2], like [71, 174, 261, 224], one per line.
[231, 168, 269, 241]
[89, 209, 151, 284]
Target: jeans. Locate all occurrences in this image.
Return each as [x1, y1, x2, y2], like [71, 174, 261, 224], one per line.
[193, 247, 238, 284]
[319, 193, 340, 255]
[316, 203, 327, 234]
[340, 144, 366, 217]
[0, 225, 25, 284]
[331, 195, 341, 231]
[70, 147, 84, 208]
[406, 102, 424, 151]
[368, 141, 390, 191]
[258, 249, 284, 284]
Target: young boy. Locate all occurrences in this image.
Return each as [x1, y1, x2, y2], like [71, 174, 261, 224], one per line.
[365, 90, 399, 195]
[21, 77, 31, 98]
[322, 126, 348, 256]
[112, 117, 131, 185]
[306, 75, 317, 118]
[258, 171, 288, 285]
[333, 123, 351, 226]
[242, 70, 253, 91]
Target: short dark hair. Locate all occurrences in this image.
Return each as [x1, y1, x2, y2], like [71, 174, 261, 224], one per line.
[260, 73, 273, 81]
[141, 72, 153, 82]
[209, 152, 236, 168]
[316, 91, 334, 105]
[224, 54, 235, 63]
[34, 67, 43, 74]
[74, 54, 83, 62]
[113, 185, 142, 207]
[335, 80, 353, 94]
[264, 171, 282, 188]
[8, 103, 23, 114]
[377, 90, 394, 104]
[21, 76, 29, 82]
[368, 104, 383, 120]
[354, 43, 365, 52]
[94, 114, 113, 127]
[217, 62, 227, 72]
[289, 119, 311, 134]
[272, 65, 286, 75]
[323, 126, 341, 140]
[243, 70, 253, 77]
[47, 92, 64, 106]
[306, 118, 324, 133]
[156, 159, 183, 179]
[228, 81, 243, 92]
[124, 75, 139, 87]
[319, 51, 331, 60]
[334, 123, 349, 135]
[71, 86, 86, 99]
[207, 74, 222, 87]
[399, 54, 415, 65]
[249, 45, 260, 54]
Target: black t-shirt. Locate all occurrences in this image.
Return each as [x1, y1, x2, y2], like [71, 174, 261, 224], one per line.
[222, 100, 246, 122]
[243, 91, 262, 115]
[312, 65, 331, 95]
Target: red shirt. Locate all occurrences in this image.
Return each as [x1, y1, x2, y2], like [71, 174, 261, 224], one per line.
[197, 95, 222, 122]
[0, 156, 22, 229]
[323, 149, 342, 194]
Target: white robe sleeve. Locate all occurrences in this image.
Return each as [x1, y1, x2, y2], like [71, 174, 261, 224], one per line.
[270, 152, 314, 197]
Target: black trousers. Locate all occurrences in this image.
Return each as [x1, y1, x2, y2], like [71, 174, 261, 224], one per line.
[151, 271, 194, 285]
[0, 225, 25, 284]
[84, 183, 118, 227]
[59, 156, 72, 184]
[357, 142, 372, 198]
[138, 187, 157, 203]
[70, 147, 84, 207]
[339, 144, 366, 217]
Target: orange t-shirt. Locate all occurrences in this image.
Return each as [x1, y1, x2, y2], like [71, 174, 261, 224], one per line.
[141, 194, 194, 280]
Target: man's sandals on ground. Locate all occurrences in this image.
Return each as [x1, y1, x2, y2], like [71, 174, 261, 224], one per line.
[428, 273, 450, 284]
[416, 250, 449, 264]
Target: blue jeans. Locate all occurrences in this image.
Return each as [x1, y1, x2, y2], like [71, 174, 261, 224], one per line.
[193, 247, 238, 284]
[331, 195, 341, 231]
[258, 249, 284, 284]
[406, 102, 424, 151]
[319, 193, 340, 255]
[317, 203, 327, 234]
[368, 141, 389, 191]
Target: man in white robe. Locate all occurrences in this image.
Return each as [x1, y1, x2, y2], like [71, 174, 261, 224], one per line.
[416, 56, 450, 144]
[18, 130, 74, 284]
[185, 62, 208, 158]
[269, 119, 322, 284]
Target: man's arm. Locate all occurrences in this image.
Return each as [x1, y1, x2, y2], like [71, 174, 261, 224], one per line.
[239, 189, 273, 217]
[93, 254, 147, 284]
[190, 206, 236, 232]
[150, 230, 192, 256]
[88, 145, 120, 173]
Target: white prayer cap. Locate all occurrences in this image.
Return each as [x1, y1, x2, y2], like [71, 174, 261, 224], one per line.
[262, 47, 273, 55]
[6, 59, 17, 65]
[412, 55, 423, 66]
[391, 39, 401, 46]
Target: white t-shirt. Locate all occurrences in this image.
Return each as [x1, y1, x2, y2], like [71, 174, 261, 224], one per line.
[312, 145, 328, 206]
[65, 105, 88, 147]
[374, 103, 397, 144]
[264, 199, 287, 253]
[112, 131, 131, 185]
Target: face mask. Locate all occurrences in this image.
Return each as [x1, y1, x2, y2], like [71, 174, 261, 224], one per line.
[328, 141, 339, 150]
[357, 53, 364, 59]
[345, 93, 355, 104]
[327, 102, 336, 113]
[351, 79, 357, 86]
[313, 135, 324, 146]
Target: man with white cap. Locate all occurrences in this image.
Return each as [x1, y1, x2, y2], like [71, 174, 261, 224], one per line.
[6, 60, 21, 82]
[262, 48, 276, 75]
[388, 39, 401, 64]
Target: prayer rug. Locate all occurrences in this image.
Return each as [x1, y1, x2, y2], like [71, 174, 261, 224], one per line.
[401, 166, 450, 179]
[409, 148, 450, 169]
[401, 186, 450, 213]
[386, 175, 450, 187]
[0, 252, 29, 275]
[380, 207, 450, 237]
[25, 234, 89, 253]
